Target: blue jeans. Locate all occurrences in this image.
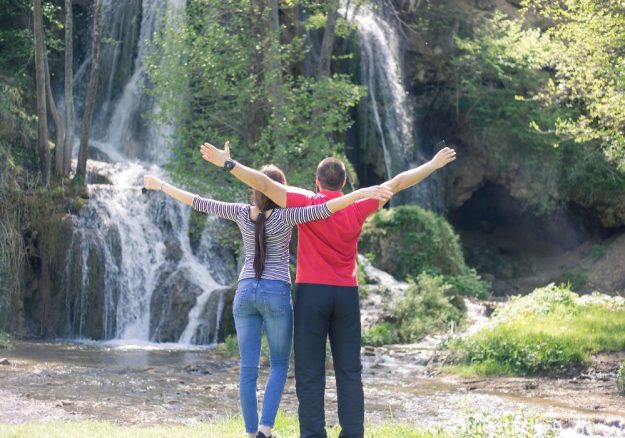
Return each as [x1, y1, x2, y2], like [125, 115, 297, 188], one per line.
[234, 278, 293, 433]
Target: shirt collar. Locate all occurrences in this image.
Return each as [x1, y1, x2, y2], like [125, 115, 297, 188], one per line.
[318, 189, 343, 199]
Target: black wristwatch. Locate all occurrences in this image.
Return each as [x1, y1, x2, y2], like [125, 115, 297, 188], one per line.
[223, 159, 237, 172]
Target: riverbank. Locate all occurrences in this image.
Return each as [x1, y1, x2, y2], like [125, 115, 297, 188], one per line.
[1, 340, 624, 437]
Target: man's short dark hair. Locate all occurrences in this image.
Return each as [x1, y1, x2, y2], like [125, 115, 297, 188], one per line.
[316, 157, 346, 191]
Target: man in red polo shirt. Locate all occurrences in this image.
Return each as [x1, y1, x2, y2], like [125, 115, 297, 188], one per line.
[201, 142, 456, 438]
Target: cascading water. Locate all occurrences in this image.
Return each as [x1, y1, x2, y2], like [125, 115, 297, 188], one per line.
[62, 0, 235, 344]
[347, 1, 443, 211]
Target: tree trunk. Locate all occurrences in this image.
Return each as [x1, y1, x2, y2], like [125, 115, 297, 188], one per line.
[64, 0, 75, 176]
[267, 0, 282, 100]
[318, 0, 340, 78]
[267, 0, 285, 143]
[246, 0, 266, 145]
[34, 0, 50, 185]
[46, 51, 65, 178]
[76, 0, 103, 179]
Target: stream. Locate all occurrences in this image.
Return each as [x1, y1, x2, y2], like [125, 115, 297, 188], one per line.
[1, 338, 624, 437]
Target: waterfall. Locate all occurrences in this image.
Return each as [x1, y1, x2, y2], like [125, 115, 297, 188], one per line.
[347, 1, 443, 211]
[62, 0, 233, 344]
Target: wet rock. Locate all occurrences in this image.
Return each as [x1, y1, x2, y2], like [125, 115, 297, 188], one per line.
[56, 400, 73, 407]
[150, 268, 202, 342]
[194, 218, 238, 286]
[87, 145, 114, 163]
[0, 358, 9, 365]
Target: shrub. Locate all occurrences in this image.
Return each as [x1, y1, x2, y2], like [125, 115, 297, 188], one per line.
[360, 206, 490, 298]
[452, 284, 625, 376]
[362, 322, 398, 346]
[362, 273, 465, 346]
[360, 206, 466, 278]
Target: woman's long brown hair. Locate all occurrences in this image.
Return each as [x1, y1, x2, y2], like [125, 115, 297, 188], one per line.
[253, 165, 286, 279]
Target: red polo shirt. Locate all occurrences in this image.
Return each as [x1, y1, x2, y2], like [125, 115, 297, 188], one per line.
[286, 189, 380, 286]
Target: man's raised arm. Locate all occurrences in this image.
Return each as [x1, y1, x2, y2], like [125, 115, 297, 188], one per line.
[200, 141, 309, 208]
[379, 146, 457, 208]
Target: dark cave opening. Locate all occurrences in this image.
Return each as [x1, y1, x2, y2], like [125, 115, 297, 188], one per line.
[448, 181, 615, 296]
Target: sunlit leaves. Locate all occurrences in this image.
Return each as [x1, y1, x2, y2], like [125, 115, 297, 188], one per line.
[146, 0, 364, 192]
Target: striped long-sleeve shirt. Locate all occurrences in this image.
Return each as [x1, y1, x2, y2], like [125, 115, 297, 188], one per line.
[192, 196, 332, 283]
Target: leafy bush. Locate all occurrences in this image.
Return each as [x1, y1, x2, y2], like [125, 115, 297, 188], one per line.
[360, 205, 490, 298]
[362, 322, 398, 347]
[362, 273, 465, 346]
[361, 205, 465, 277]
[453, 284, 625, 376]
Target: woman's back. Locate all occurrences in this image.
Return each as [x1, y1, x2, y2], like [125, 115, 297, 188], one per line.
[191, 197, 331, 283]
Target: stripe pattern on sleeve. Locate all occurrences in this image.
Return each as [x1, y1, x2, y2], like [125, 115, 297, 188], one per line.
[192, 195, 331, 283]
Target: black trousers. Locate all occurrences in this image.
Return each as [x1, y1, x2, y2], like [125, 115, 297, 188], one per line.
[294, 283, 364, 438]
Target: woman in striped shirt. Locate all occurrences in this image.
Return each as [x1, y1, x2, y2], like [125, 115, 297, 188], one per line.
[143, 166, 392, 438]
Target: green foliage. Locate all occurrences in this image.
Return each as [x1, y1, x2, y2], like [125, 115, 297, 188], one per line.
[446, 5, 625, 215]
[617, 360, 625, 395]
[0, 332, 12, 350]
[361, 322, 397, 347]
[458, 409, 555, 438]
[187, 211, 207, 250]
[361, 205, 466, 277]
[147, 0, 364, 192]
[443, 269, 489, 300]
[451, 13, 566, 212]
[215, 334, 239, 356]
[553, 267, 589, 291]
[453, 284, 625, 376]
[394, 273, 465, 342]
[0, 0, 33, 83]
[523, 0, 625, 165]
[360, 205, 489, 298]
[362, 273, 465, 346]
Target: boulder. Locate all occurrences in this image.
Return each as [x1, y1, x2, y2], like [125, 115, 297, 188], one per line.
[150, 267, 202, 342]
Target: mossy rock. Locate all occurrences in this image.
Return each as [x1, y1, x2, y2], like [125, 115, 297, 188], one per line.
[360, 205, 467, 280]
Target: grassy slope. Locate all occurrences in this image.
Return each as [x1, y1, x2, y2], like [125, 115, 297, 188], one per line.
[451, 285, 625, 376]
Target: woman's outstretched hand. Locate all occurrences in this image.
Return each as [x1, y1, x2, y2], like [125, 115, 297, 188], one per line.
[200, 140, 231, 167]
[355, 185, 394, 202]
[143, 175, 163, 191]
[430, 147, 457, 169]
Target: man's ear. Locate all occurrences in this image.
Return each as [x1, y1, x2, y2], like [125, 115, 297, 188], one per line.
[315, 177, 321, 192]
[341, 177, 347, 188]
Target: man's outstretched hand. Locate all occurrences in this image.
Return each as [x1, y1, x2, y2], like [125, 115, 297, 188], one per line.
[200, 140, 231, 167]
[430, 147, 457, 169]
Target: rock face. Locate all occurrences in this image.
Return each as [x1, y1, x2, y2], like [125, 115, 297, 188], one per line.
[589, 234, 625, 294]
[150, 268, 201, 342]
[346, 0, 625, 230]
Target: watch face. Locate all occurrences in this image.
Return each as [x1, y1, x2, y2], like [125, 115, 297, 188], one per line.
[224, 160, 235, 171]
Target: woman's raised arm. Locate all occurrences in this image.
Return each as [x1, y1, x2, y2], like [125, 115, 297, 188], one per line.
[144, 175, 194, 206]
[143, 175, 245, 221]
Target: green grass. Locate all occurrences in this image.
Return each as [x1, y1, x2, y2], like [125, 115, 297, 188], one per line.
[0, 413, 447, 438]
[451, 284, 625, 376]
[0, 410, 559, 437]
